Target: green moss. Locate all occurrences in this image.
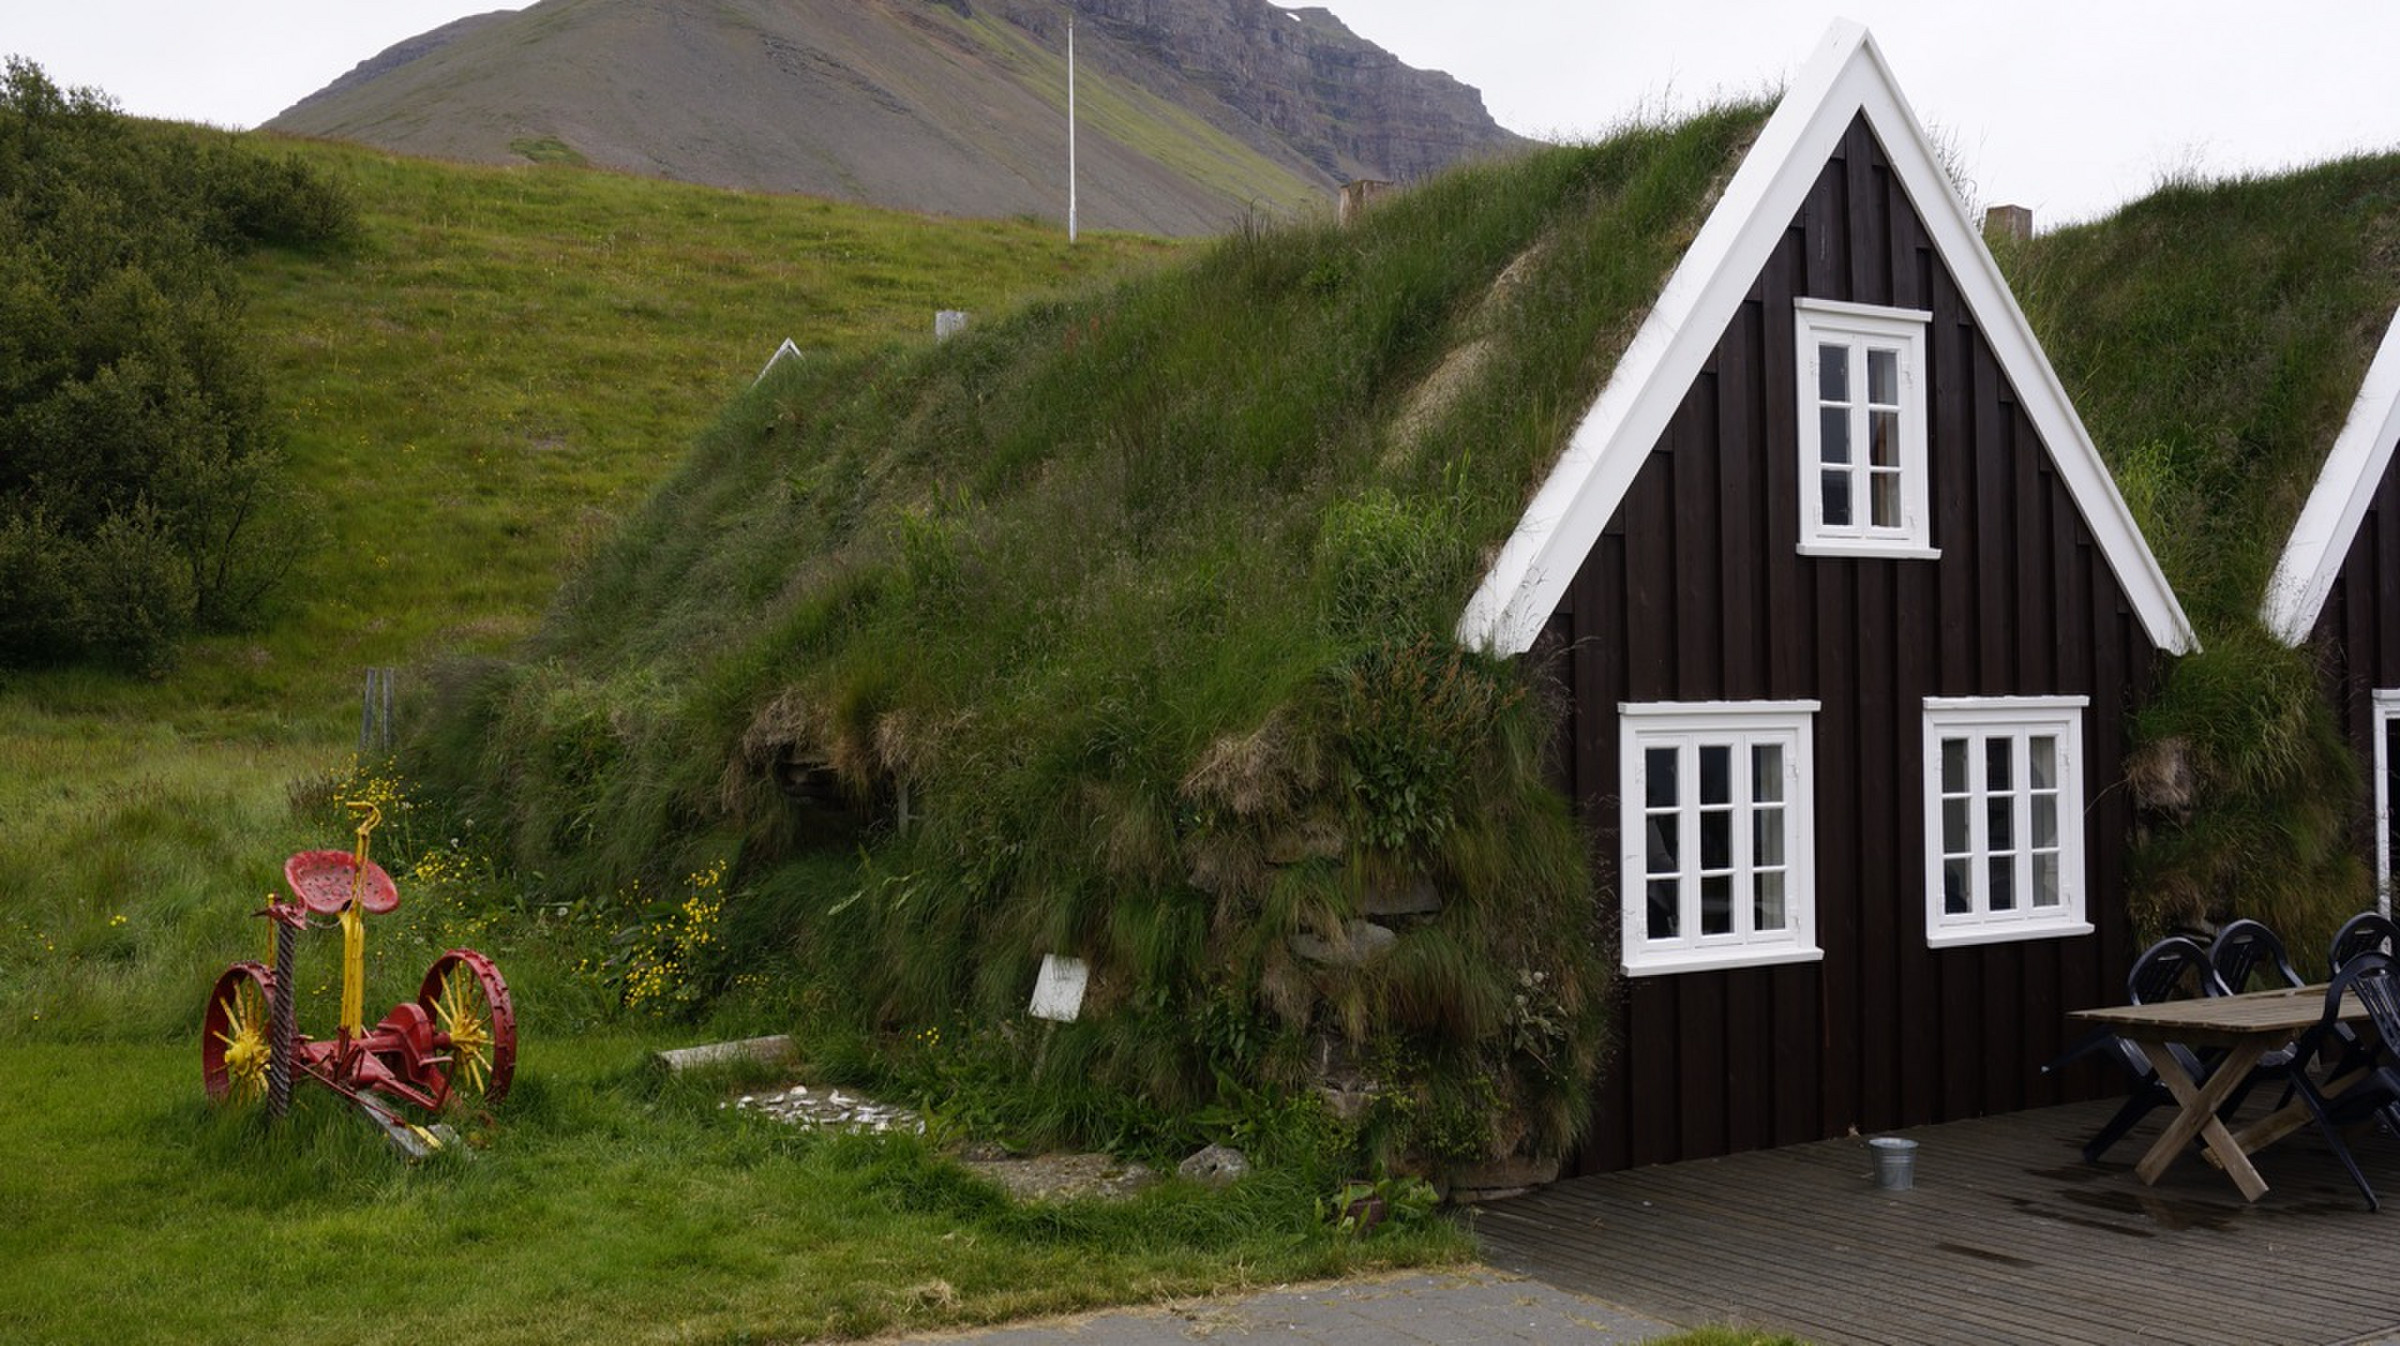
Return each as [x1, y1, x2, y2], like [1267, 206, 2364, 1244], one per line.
[506, 135, 590, 167]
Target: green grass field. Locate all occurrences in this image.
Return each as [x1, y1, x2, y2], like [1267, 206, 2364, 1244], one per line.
[0, 129, 1503, 1344]
[0, 1041, 1463, 1346]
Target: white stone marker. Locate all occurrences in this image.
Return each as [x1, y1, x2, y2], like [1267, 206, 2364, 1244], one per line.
[1028, 953, 1089, 1022]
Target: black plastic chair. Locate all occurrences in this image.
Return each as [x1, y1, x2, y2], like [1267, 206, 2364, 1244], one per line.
[2208, 919, 2308, 1115]
[2331, 911, 2400, 974]
[2212, 919, 2306, 993]
[2282, 951, 2400, 1211]
[2046, 934, 2227, 1162]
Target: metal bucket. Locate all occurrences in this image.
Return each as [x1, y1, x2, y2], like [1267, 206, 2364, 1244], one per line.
[1869, 1136, 1918, 1190]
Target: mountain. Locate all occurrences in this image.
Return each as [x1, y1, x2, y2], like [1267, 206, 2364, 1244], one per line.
[264, 0, 1530, 236]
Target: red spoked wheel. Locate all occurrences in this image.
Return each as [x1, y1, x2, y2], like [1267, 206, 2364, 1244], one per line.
[417, 949, 516, 1107]
[203, 961, 279, 1107]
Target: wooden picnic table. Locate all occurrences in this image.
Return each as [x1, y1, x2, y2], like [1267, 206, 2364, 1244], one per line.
[2069, 983, 2367, 1202]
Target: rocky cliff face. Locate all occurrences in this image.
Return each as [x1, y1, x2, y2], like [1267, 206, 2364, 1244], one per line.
[992, 0, 1524, 183]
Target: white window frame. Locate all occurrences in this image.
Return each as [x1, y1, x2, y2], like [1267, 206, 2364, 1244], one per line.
[1619, 701, 1822, 976]
[2375, 691, 2399, 915]
[1795, 298, 1938, 559]
[1922, 695, 2092, 948]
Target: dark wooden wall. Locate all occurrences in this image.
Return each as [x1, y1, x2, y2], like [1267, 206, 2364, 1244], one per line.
[1547, 115, 2162, 1174]
[2307, 431, 2400, 855]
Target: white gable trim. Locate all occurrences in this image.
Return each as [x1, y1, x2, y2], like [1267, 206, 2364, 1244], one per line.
[1455, 20, 2197, 659]
[2262, 307, 2400, 645]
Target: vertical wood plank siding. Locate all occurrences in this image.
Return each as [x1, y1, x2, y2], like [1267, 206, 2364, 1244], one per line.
[2307, 432, 2400, 840]
[1547, 116, 2160, 1173]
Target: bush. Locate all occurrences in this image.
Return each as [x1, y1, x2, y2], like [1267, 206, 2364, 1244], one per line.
[0, 58, 349, 669]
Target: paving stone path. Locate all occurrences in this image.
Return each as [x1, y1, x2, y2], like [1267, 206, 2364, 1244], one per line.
[880, 1269, 1676, 1344]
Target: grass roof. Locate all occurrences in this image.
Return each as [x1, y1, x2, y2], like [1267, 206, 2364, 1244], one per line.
[414, 104, 1771, 1164]
[2006, 152, 2400, 940]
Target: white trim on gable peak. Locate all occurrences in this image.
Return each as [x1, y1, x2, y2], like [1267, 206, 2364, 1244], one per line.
[2263, 307, 2400, 646]
[1454, 19, 2197, 660]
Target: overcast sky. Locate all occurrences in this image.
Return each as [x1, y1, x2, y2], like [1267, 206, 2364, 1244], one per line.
[9, 0, 2396, 227]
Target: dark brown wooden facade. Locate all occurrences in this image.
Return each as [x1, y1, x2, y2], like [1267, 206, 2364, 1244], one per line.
[1545, 115, 2165, 1174]
[2305, 428, 2400, 859]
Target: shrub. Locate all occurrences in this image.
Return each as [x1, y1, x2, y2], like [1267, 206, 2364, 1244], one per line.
[0, 58, 349, 669]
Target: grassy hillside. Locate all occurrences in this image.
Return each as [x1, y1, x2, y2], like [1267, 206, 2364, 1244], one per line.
[0, 119, 1174, 1029]
[19, 129, 1175, 735]
[2006, 153, 2400, 941]
[410, 106, 1770, 1170]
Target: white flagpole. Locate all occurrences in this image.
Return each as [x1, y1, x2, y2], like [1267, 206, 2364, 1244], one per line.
[1067, 7, 1078, 244]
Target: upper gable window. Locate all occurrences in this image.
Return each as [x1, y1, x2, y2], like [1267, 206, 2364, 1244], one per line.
[1795, 299, 1936, 558]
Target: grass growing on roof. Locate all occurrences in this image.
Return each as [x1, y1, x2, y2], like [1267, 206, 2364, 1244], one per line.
[410, 105, 1772, 1167]
[2008, 152, 2400, 945]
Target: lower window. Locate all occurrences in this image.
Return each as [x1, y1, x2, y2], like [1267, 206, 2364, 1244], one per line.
[1922, 696, 2091, 947]
[1619, 702, 1821, 975]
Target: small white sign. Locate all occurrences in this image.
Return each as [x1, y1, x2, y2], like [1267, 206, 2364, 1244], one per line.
[754, 337, 803, 384]
[1028, 953, 1088, 1022]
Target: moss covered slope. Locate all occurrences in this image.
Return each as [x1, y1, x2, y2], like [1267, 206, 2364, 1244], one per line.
[2008, 154, 2400, 942]
[412, 107, 1767, 1165]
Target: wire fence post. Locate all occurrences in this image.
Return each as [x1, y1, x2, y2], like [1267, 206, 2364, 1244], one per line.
[360, 667, 396, 753]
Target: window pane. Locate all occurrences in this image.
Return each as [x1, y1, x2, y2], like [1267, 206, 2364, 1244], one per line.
[1819, 343, 1849, 403]
[2030, 735, 2057, 790]
[1870, 468, 1900, 528]
[2032, 795, 2057, 848]
[1942, 799, 1970, 854]
[1988, 796, 2013, 850]
[1822, 470, 1851, 527]
[1943, 857, 1972, 914]
[1990, 855, 2015, 910]
[1985, 738, 2012, 791]
[1700, 745, 1731, 805]
[1870, 410, 1900, 466]
[1701, 810, 1731, 870]
[1702, 875, 1733, 934]
[1756, 871, 1787, 931]
[1644, 815, 1678, 871]
[1820, 407, 1852, 464]
[1647, 878, 1679, 939]
[1941, 738, 1967, 793]
[1754, 807, 1785, 867]
[1868, 348, 1899, 404]
[2034, 853, 2061, 908]
[1646, 747, 1677, 808]
[1753, 744, 1784, 803]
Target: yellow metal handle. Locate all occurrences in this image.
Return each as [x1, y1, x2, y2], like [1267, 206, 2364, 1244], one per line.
[340, 801, 381, 1036]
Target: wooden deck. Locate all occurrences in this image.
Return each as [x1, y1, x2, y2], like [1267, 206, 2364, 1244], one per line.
[1471, 1098, 2400, 1345]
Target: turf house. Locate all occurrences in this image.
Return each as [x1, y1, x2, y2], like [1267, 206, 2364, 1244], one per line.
[1458, 22, 2196, 1171]
[414, 21, 2206, 1184]
[2263, 308, 2400, 908]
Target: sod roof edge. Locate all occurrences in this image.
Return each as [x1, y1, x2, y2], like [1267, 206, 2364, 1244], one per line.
[2263, 305, 2400, 644]
[1455, 19, 2198, 659]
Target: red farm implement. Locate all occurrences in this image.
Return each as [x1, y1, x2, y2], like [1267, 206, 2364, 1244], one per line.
[203, 804, 515, 1154]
